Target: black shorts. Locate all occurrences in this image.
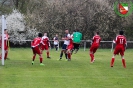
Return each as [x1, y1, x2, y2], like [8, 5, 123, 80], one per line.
[54, 44, 58, 47]
[73, 43, 80, 49]
[62, 44, 67, 50]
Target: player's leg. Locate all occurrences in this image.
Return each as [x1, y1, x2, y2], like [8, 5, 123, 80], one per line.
[67, 49, 71, 61]
[0, 54, 1, 59]
[4, 48, 8, 59]
[111, 54, 116, 67]
[32, 48, 36, 65]
[89, 46, 94, 63]
[64, 49, 68, 59]
[4, 50, 8, 59]
[74, 44, 80, 54]
[121, 55, 126, 68]
[44, 45, 50, 58]
[55, 45, 58, 51]
[90, 51, 94, 63]
[71, 43, 75, 54]
[36, 47, 44, 66]
[110, 47, 119, 67]
[46, 49, 51, 58]
[92, 47, 98, 62]
[32, 53, 36, 65]
[59, 44, 65, 60]
[39, 54, 44, 66]
[59, 44, 67, 60]
[120, 49, 126, 68]
[4, 46, 8, 60]
[60, 49, 64, 60]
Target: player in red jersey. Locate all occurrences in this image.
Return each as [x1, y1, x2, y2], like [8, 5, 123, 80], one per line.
[31, 33, 44, 66]
[110, 30, 127, 68]
[89, 31, 101, 63]
[0, 29, 9, 60]
[41, 33, 51, 58]
[66, 36, 74, 61]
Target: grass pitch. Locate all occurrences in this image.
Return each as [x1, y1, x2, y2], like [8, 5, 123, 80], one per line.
[0, 48, 133, 88]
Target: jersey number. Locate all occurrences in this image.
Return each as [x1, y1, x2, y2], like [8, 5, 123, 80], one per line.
[96, 39, 99, 43]
[120, 39, 124, 44]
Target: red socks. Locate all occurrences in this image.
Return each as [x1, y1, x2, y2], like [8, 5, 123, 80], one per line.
[40, 57, 43, 63]
[122, 59, 126, 68]
[47, 52, 49, 57]
[90, 54, 94, 62]
[32, 54, 36, 61]
[68, 53, 71, 60]
[111, 58, 126, 68]
[4, 52, 8, 60]
[110, 58, 115, 67]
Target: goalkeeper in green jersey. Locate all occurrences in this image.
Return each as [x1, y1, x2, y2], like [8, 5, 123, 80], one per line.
[72, 29, 82, 54]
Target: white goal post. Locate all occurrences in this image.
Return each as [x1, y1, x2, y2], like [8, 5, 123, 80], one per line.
[1, 15, 6, 65]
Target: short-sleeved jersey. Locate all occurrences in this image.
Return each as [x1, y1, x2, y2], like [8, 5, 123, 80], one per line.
[71, 34, 73, 40]
[41, 36, 50, 46]
[92, 35, 101, 46]
[53, 37, 59, 45]
[31, 37, 42, 48]
[73, 32, 82, 43]
[64, 33, 70, 45]
[115, 35, 127, 47]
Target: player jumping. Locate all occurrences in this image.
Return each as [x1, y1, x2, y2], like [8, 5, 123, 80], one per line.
[72, 29, 82, 54]
[110, 30, 127, 68]
[31, 33, 44, 66]
[89, 31, 101, 63]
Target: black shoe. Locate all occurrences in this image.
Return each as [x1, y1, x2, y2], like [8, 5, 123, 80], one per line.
[47, 57, 51, 59]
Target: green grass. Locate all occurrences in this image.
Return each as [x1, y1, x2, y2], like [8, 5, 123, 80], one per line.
[0, 48, 133, 88]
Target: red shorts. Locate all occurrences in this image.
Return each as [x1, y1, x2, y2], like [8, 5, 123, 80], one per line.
[67, 45, 73, 50]
[90, 45, 99, 53]
[114, 46, 125, 56]
[41, 45, 49, 50]
[4, 45, 8, 50]
[32, 47, 41, 54]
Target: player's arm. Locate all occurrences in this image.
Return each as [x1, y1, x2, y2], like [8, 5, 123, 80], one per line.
[124, 38, 127, 50]
[62, 34, 71, 40]
[67, 34, 71, 40]
[48, 38, 51, 47]
[113, 40, 116, 43]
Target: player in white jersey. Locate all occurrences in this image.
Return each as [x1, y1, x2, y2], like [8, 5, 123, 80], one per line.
[59, 29, 70, 60]
[53, 34, 59, 51]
